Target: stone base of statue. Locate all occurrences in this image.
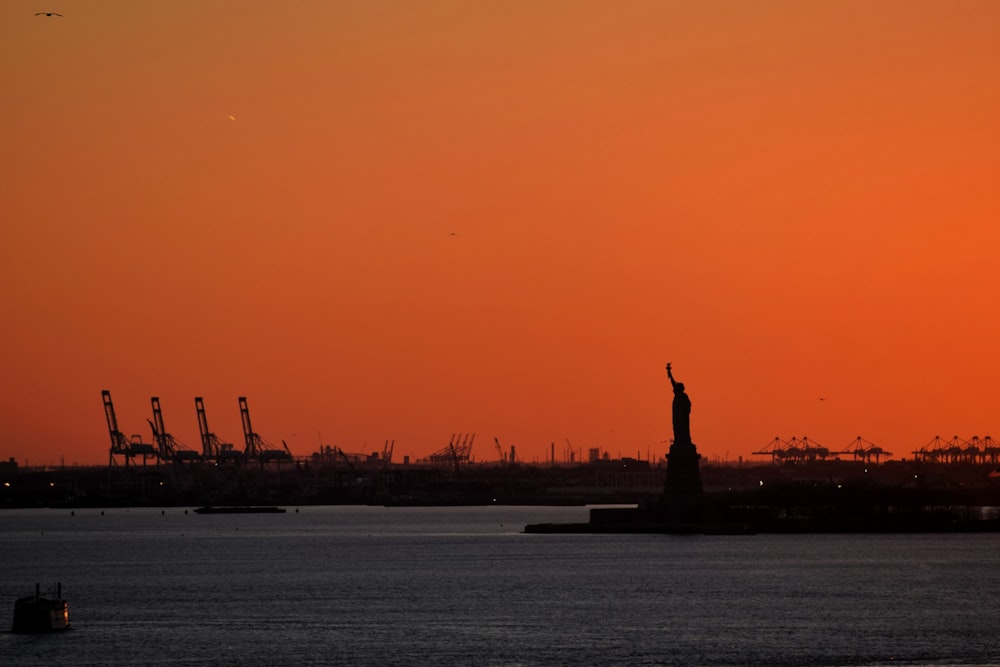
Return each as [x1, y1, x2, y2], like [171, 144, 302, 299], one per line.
[660, 440, 703, 525]
[664, 440, 703, 497]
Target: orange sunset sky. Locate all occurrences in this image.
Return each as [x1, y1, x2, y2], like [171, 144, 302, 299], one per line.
[2, 1, 999, 467]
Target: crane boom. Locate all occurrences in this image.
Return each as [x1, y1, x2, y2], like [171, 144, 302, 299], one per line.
[195, 397, 213, 458]
[239, 396, 258, 458]
[149, 397, 200, 462]
[103, 390, 132, 467]
[195, 396, 241, 461]
[237, 396, 291, 462]
[150, 397, 169, 459]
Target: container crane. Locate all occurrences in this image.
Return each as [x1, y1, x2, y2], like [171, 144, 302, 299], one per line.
[752, 437, 789, 463]
[238, 397, 292, 463]
[102, 390, 155, 467]
[462, 433, 475, 467]
[983, 436, 1000, 465]
[148, 397, 200, 462]
[840, 436, 891, 464]
[428, 433, 474, 469]
[195, 397, 240, 462]
[796, 437, 830, 462]
[103, 390, 132, 467]
[447, 433, 464, 471]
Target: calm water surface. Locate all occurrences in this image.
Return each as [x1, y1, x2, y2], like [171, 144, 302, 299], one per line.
[2, 505, 1000, 666]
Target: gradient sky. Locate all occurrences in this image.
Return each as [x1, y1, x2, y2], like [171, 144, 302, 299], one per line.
[3, 1, 999, 466]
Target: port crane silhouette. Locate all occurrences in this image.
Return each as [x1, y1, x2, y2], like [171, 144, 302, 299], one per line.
[427, 433, 474, 470]
[148, 397, 201, 462]
[103, 390, 156, 468]
[752, 436, 891, 464]
[238, 396, 293, 464]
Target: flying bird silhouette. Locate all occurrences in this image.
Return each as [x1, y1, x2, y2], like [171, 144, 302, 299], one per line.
[35, 12, 63, 16]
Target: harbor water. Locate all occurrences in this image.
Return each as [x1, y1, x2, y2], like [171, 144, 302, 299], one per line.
[2, 505, 1000, 666]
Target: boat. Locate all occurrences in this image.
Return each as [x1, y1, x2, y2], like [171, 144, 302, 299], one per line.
[11, 583, 70, 633]
[193, 506, 286, 514]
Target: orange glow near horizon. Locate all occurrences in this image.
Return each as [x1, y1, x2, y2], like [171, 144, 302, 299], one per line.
[2, 1, 1000, 467]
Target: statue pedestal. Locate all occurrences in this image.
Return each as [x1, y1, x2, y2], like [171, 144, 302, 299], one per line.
[664, 440, 702, 497]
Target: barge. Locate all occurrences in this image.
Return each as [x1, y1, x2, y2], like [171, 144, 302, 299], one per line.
[193, 506, 286, 514]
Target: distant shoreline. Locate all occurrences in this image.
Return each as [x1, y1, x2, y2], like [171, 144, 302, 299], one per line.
[4, 458, 1000, 510]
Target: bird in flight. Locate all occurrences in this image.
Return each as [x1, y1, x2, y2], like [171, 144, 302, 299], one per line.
[35, 12, 63, 17]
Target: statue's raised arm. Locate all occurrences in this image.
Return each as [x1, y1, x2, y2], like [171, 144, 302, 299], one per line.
[666, 362, 677, 389]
